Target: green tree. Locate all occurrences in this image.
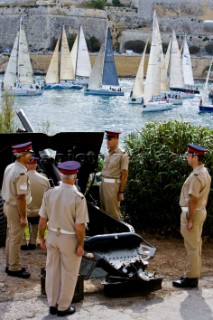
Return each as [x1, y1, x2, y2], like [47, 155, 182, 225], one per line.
[123, 121, 213, 235]
[67, 34, 77, 50]
[0, 92, 16, 133]
[89, 0, 107, 9]
[87, 36, 101, 52]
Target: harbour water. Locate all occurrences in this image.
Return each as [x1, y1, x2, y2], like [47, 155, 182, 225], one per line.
[0, 76, 213, 147]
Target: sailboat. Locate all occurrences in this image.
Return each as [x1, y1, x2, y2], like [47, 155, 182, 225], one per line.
[84, 26, 124, 96]
[71, 25, 91, 85]
[169, 32, 199, 98]
[2, 19, 43, 96]
[142, 11, 173, 112]
[199, 60, 213, 112]
[128, 38, 148, 104]
[44, 26, 83, 90]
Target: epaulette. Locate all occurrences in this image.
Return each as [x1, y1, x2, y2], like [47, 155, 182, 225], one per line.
[194, 173, 199, 176]
[74, 188, 84, 199]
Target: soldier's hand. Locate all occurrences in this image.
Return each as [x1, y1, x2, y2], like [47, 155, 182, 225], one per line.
[187, 220, 193, 231]
[20, 217, 28, 227]
[117, 192, 124, 202]
[39, 238, 47, 251]
[75, 245, 84, 257]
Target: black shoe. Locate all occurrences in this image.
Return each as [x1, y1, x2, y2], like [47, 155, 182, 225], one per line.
[21, 244, 29, 250]
[7, 269, 31, 279]
[49, 306, 57, 315]
[172, 277, 198, 288]
[28, 243, 36, 250]
[5, 266, 26, 274]
[57, 307, 76, 317]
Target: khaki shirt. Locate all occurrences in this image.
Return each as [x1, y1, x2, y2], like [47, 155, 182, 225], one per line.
[1, 161, 31, 206]
[27, 170, 51, 217]
[179, 164, 211, 209]
[101, 147, 129, 179]
[39, 183, 89, 233]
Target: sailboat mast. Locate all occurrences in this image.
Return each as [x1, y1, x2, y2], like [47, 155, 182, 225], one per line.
[17, 18, 22, 84]
[101, 26, 108, 86]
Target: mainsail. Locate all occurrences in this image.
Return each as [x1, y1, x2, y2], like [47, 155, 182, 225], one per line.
[4, 33, 19, 88]
[169, 30, 184, 89]
[87, 45, 105, 89]
[182, 35, 194, 86]
[75, 26, 91, 78]
[45, 38, 60, 84]
[102, 26, 119, 86]
[60, 26, 75, 81]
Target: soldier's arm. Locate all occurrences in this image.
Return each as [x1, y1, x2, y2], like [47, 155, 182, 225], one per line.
[38, 217, 48, 250]
[75, 223, 85, 257]
[17, 194, 28, 226]
[187, 194, 199, 231]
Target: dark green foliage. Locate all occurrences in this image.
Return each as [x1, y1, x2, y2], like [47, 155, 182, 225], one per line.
[67, 34, 77, 50]
[189, 45, 200, 54]
[112, 0, 122, 6]
[123, 121, 213, 235]
[89, 0, 107, 9]
[205, 42, 213, 55]
[124, 40, 146, 54]
[87, 36, 101, 52]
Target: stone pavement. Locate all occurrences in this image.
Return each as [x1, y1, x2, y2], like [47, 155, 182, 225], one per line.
[1, 276, 213, 320]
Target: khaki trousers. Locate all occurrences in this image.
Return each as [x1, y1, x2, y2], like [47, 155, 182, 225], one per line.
[45, 230, 81, 311]
[180, 209, 207, 278]
[99, 181, 121, 219]
[4, 203, 24, 271]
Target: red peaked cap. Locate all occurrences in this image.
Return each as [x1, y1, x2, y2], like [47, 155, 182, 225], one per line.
[105, 130, 121, 139]
[187, 143, 207, 156]
[12, 141, 33, 153]
[58, 161, 81, 175]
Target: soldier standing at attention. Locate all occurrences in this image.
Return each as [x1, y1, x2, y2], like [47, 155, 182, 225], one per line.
[99, 130, 129, 220]
[38, 161, 89, 317]
[173, 144, 211, 288]
[21, 156, 51, 250]
[1, 142, 33, 278]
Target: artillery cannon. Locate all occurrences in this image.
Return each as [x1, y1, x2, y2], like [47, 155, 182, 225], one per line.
[0, 110, 162, 296]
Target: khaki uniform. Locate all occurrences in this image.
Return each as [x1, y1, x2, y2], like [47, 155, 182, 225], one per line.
[100, 147, 129, 219]
[39, 183, 89, 311]
[1, 161, 31, 271]
[22, 170, 50, 245]
[179, 164, 211, 278]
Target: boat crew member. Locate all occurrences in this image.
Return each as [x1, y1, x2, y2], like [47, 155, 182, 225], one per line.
[173, 144, 211, 288]
[1, 142, 33, 278]
[99, 130, 129, 220]
[21, 156, 51, 250]
[38, 161, 89, 317]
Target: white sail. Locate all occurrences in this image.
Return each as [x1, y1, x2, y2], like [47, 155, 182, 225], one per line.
[76, 26, 91, 78]
[60, 26, 75, 81]
[144, 10, 161, 104]
[70, 34, 78, 77]
[18, 20, 34, 84]
[202, 60, 213, 103]
[88, 44, 105, 89]
[45, 38, 60, 84]
[132, 37, 148, 98]
[182, 35, 194, 86]
[4, 33, 19, 89]
[169, 30, 184, 89]
[164, 39, 171, 74]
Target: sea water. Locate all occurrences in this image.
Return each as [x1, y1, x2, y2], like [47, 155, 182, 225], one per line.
[0, 76, 213, 147]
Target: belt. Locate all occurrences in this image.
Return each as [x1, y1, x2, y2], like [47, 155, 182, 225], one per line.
[181, 207, 205, 212]
[49, 228, 76, 235]
[102, 178, 120, 183]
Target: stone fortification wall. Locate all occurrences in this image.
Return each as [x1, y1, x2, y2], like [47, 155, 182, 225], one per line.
[0, 6, 107, 51]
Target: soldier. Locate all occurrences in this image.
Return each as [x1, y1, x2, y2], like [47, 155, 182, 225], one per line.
[38, 160, 89, 317]
[21, 156, 51, 250]
[1, 141, 33, 278]
[99, 130, 129, 219]
[173, 144, 211, 288]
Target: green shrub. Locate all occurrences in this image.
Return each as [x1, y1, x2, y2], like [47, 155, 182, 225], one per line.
[89, 0, 107, 9]
[87, 36, 101, 52]
[123, 121, 213, 236]
[0, 92, 16, 133]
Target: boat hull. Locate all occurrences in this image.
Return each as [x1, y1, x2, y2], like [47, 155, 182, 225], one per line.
[142, 101, 173, 112]
[199, 105, 213, 112]
[3, 88, 43, 96]
[128, 96, 143, 104]
[84, 89, 124, 96]
[170, 87, 200, 94]
[44, 83, 83, 90]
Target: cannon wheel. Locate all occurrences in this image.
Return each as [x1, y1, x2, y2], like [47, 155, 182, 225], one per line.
[0, 195, 6, 247]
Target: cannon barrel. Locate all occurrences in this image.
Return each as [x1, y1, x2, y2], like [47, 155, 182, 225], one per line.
[17, 109, 35, 132]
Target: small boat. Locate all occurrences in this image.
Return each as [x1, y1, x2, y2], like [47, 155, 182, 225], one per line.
[128, 38, 148, 104]
[2, 19, 43, 96]
[199, 60, 213, 113]
[142, 11, 173, 112]
[44, 26, 83, 90]
[84, 26, 124, 97]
